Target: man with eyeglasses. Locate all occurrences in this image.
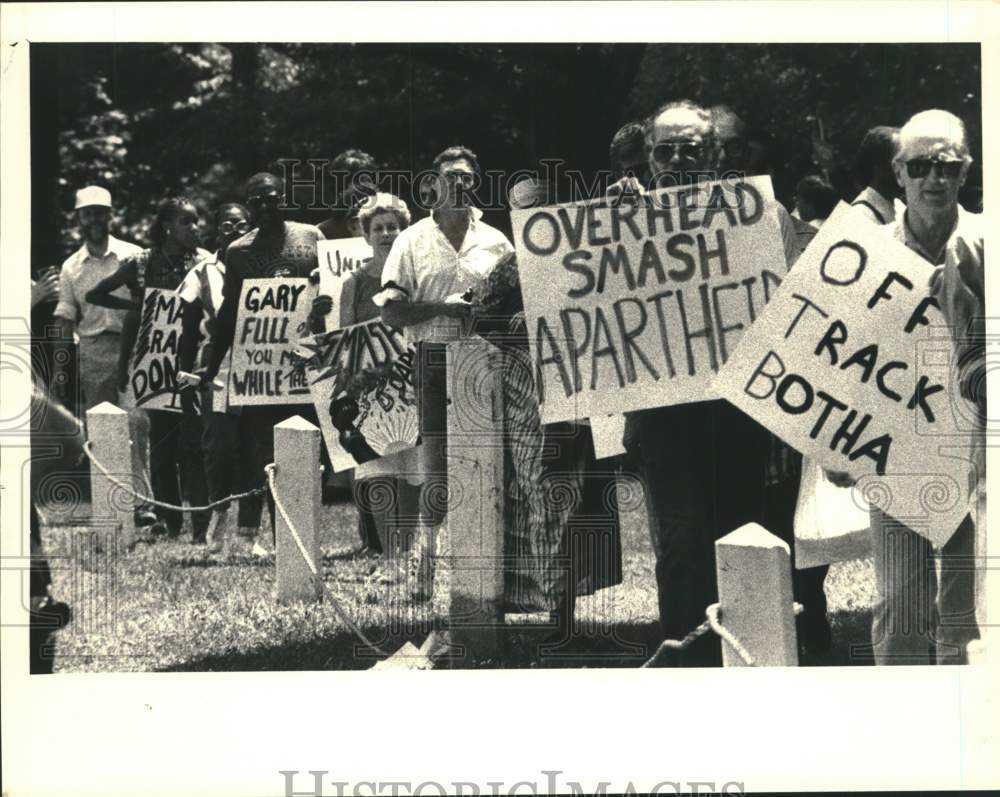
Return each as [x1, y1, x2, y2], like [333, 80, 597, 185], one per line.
[376, 145, 514, 611]
[858, 109, 982, 664]
[196, 172, 325, 555]
[627, 100, 804, 666]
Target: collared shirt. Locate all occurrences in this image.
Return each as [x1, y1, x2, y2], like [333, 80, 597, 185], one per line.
[376, 207, 515, 343]
[178, 253, 226, 342]
[118, 247, 212, 295]
[54, 235, 144, 336]
[851, 187, 897, 226]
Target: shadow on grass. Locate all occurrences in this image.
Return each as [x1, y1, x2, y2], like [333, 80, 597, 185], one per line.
[158, 611, 875, 671]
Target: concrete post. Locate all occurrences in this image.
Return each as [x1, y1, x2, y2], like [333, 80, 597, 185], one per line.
[86, 402, 135, 552]
[446, 338, 505, 664]
[715, 523, 798, 667]
[274, 415, 322, 604]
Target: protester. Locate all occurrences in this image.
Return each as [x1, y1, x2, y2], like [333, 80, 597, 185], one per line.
[195, 172, 326, 554]
[177, 203, 263, 551]
[318, 149, 379, 240]
[794, 174, 838, 228]
[313, 192, 421, 558]
[376, 145, 515, 606]
[52, 186, 155, 528]
[498, 177, 626, 635]
[624, 100, 799, 666]
[609, 121, 651, 188]
[856, 109, 982, 664]
[85, 197, 213, 541]
[850, 125, 901, 224]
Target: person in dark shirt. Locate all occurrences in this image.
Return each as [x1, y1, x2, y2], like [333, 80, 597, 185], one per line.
[195, 173, 325, 554]
[87, 198, 212, 540]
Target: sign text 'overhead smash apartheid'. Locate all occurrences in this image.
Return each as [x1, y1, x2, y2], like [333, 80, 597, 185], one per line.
[512, 176, 789, 423]
[228, 277, 313, 406]
[712, 203, 973, 547]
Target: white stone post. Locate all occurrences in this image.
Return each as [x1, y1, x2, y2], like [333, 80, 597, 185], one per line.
[446, 338, 505, 663]
[86, 402, 135, 551]
[714, 523, 798, 667]
[274, 415, 322, 604]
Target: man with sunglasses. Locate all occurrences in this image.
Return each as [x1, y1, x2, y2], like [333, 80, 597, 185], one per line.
[196, 172, 325, 555]
[376, 145, 514, 610]
[867, 109, 983, 665]
[625, 100, 805, 666]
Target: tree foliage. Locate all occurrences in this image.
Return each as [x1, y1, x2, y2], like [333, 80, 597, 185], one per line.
[31, 42, 982, 271]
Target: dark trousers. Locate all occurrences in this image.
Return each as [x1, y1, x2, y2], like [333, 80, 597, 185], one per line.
[635, 400, 770, 667]
[201, 410, 263, 528]
[149, 409, 209, 537]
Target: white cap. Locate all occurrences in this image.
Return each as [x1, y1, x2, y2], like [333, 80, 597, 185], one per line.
[74, 186, 112, 210]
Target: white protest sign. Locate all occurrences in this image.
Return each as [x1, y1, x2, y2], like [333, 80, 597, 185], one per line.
[712, 203, 974, 547]
[126, 287, 188, 412]
[228, 277, 313, 406]
[317, 237, 372, 323]
[296, 318, 418, 473]
[511, 176, 789, 424]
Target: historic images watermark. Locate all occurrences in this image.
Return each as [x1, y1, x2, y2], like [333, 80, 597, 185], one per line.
[280, 770, 746, 796]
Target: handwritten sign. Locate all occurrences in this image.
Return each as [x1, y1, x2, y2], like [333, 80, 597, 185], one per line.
[126, 288, 187, 412]
[713, 203, 973, 547]
[228, 278, 313, 406]
[317, 237, 372, 323]
[296, 318, 418, 473]
[511, 176, 789, 424]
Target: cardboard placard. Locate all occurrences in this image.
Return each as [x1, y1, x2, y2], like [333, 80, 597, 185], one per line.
[228, 277, 313, 406]
[126, 287, 188, 412]
[317, 237, 372, 324]
[296, 318, 419, 473]
[712, 203, 974, 547]
[511, 176, 789, 424]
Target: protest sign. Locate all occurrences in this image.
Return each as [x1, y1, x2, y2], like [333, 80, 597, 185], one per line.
[228, 277, 313, 406]
[126, 287, 188, 412]
[712, 203, 974, 547]
[296, 318, 418, 473]
[511, 176, 789, 424]
[317, 237, 372, 325]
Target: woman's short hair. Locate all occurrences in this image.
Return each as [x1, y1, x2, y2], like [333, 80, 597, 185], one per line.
[215, 202, 249, 223]
[357, 192, 411, 235]
[149, 197, 196, 248]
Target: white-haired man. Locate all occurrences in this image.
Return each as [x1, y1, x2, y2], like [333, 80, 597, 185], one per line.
[871, 109, 983, 664]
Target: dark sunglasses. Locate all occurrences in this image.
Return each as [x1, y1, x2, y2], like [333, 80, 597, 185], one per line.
[652, 141, 708, 163]
[905, 159, 964, 179]
[247, 192, 281, 207]
[218, 220, 251, 235]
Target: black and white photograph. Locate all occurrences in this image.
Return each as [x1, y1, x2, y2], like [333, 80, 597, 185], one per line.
[2, 2, 996, 795]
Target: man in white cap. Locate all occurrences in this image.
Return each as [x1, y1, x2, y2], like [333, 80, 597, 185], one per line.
[53, 186, 155, 526]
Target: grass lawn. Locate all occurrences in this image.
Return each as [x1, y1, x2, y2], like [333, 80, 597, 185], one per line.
[40, 479, 877, 672]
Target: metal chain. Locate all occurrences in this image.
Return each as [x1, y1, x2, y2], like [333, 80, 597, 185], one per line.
[83, 440, 267, 512]
[641, 601, 805, 668]
[265, 464, 392, 658]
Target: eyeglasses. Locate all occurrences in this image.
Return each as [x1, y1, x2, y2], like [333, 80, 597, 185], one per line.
[652, 141, 709, 164]
[247, 192, 281, 207]
[905, 159, 964, 179]
[219, 220, 251, 235]
[441, 170, 476, 187]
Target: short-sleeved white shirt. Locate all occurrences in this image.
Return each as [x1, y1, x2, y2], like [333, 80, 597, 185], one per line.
[54, 235, 144, 336]
[376, 208, 514, 343]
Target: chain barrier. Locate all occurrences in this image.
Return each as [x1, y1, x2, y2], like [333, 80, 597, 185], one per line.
[265, 464, 392, 658]
[641, 602, 805, 667]
[83, 440, 267, 513]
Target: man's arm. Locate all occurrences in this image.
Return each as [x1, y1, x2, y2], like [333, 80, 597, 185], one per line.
[381, 297, 470, 329]
[201, 253, 243, 380]
[84, 261, 139, 311]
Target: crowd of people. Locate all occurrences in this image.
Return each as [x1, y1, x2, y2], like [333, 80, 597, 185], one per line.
[30, 95, 985, 669]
